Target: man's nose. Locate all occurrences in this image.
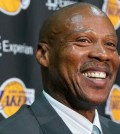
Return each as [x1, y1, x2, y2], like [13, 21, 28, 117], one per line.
[88, 43, 110, 61]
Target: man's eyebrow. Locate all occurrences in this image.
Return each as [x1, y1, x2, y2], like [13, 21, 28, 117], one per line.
[105, 34, 118, 42]
[106, 34, 117, 37]
[69, 29, 117, 37]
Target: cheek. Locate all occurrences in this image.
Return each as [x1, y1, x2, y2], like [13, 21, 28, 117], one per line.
[56, 46, 90, 85]
[58, 46, 87, 67]
[57, 47, 88, 90]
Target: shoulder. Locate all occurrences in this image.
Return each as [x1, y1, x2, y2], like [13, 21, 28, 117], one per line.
[99, 115, 120, 130]
[0, 105, 41, 134]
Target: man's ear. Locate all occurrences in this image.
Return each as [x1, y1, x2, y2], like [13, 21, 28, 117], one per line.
[36, 43, 49, 67]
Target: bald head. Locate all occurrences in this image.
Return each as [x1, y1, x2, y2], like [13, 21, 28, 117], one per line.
[39, 2, 111, 45]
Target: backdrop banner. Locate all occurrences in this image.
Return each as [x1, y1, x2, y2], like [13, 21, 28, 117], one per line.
[0, 0, 120, 123]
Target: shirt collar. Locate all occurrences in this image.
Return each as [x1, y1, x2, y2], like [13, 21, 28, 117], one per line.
[93, 110, 103, 133]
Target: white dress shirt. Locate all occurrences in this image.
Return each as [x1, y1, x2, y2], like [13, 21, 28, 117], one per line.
[43, 91, 103, 134]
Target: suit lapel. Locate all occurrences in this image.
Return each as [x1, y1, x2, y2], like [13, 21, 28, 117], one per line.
[99, 116, 112, 134]
[30, 92, 72, 134]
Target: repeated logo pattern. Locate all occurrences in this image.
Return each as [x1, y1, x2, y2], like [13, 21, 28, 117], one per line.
[0, 78, 35, 118]
[0, 0, 31, 15]
[102, 0, 120, 29]
[105, 84, 120, 123]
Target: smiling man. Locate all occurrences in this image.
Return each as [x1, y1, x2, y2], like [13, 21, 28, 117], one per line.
[0, 2, 120, 134]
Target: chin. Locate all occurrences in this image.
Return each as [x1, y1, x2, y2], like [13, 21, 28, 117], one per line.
[89, 94, 108, 106]
[65, 91, 108, 110]
[65, 93, 95, 110]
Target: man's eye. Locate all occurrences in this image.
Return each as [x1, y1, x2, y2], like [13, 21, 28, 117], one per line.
[105, 42, 116, 47]
[77, 38, 91, 43]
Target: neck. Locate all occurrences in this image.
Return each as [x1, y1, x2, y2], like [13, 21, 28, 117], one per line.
[45, 89, 96, 122]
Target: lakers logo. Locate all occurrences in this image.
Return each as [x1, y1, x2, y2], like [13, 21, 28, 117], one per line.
[102, 0, 120, 29]
[0, 0, 31, 16]
[0, 78, 35, 118]
[105, 84, 120, 123]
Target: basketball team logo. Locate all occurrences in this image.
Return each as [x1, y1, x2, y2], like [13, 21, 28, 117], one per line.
[0, 78, 35, 118]
[105, 84, 120, 123]
[0, 0, 31, 16]
[102, 0, 120, 29]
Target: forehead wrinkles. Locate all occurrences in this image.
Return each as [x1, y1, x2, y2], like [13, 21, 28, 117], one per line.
[68, 9, 105, 30]
[40, 4, 109, 45]
[52, 8, 106, 37]
[67, 12, 116, 35]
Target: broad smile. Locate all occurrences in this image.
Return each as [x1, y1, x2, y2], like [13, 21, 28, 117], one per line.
[80, 66, 111, 88]
[82, 71, 106, 80]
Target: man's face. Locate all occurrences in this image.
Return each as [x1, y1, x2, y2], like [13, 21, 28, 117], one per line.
[48, 13, 119, 109]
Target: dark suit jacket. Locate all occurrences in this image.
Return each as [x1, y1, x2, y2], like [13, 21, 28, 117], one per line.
[0, 92, 120, 134]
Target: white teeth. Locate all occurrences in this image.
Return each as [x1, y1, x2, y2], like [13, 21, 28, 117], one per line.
[91, 72, 94, 77]
[83, 72, 106, 79]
